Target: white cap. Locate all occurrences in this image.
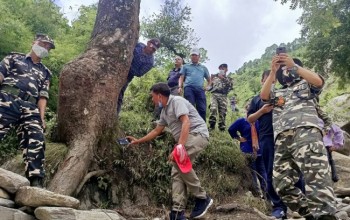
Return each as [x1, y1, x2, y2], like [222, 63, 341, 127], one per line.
[190, 48, 200, 55]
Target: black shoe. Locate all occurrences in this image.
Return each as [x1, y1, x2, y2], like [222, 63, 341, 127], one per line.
[169, 210, 186, 220]
[299, 207, 315, 220]
[29, 177, 43, 188]
[190, 195, 213, 219]
[318, 215, 337, 220]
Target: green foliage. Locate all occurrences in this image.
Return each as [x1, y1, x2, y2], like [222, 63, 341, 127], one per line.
[232, 38, 306, 109]
[0, 129, 19, 164]
[275, 0, 350, 83]
[141, 0, 208, 63]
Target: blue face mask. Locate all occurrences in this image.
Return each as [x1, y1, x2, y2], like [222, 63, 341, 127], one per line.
[158, 95, 163, 108]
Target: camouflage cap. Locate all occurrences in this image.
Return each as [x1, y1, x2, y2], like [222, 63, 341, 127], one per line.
[35, 33, 55, 49]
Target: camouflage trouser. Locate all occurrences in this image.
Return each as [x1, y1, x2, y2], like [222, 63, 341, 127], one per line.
[208, 93, 228, 130]
[274, 127, 336, 218]
[0, 92, 45, 179]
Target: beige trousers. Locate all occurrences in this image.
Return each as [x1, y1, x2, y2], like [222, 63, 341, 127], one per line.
[171, 133, 209, 211]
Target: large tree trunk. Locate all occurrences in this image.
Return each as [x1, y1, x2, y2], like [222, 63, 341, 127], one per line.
[49, 0, 140, 195]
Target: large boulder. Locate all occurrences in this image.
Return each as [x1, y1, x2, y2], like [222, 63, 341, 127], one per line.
[15, 186, 80, 208]
[324, 93, 350, 128]
[333, 152, 350, 191]
[34, 207, 126, 220]
[0, 168, 29, 194]
[0, 206, 35, 220]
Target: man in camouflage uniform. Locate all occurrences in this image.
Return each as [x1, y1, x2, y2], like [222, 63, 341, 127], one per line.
[261, 54, 337, 219]
[208, 64, 233, 131]
[0, 33, 55, 187]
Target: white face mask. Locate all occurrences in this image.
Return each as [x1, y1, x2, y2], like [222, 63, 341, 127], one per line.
[219, 69, 225, 75]
[32, 43, 49, 58]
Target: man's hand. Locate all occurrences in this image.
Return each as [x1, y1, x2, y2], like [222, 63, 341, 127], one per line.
[41, 118, 46, 130]
[271, 55, 281, 74]
[178, 87, 182, 94]
[239, 137, 247, 142]
[260, 104, 274, 114]
[125, 136, 138, 145]
[277, 53, 295, 68]
[168, 153, 174, 162]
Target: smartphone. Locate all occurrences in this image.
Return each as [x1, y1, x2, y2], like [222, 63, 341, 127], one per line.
[117, 138, 130, 145]
[276, 47, 286, 54]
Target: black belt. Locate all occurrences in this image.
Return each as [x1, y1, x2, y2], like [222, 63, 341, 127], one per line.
[0, 85, 37, 104]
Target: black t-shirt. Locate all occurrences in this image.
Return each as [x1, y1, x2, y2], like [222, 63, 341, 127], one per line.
[247, 94, 273, 137]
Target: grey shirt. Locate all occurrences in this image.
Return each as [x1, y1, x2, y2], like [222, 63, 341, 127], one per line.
[158, 95, 209, 142]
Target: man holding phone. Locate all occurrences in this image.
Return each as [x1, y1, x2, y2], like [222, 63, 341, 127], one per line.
[127, 82, 213, 220]
[247, 70, 287, 219]
[260, 51, 337, 219]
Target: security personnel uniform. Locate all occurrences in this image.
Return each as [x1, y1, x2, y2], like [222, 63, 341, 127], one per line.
[0, 52, 52, 181]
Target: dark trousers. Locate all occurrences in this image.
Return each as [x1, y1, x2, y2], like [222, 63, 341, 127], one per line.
[260, 134, 286, 210]
[117, 81, 130, 116]
[0, 92, 45, 179]
[183, 85, 207, 121]
[249, 155, 267, 196]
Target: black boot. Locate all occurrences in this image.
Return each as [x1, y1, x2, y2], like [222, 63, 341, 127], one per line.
[29, 177, 43, 188]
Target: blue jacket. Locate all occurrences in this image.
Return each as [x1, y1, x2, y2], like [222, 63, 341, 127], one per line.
[228, 118, 262, 155]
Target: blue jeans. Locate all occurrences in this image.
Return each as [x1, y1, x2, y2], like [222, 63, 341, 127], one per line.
[260, 134, 286, 210]
[184, 85, 207, 121]
[250, 155, 267, 195]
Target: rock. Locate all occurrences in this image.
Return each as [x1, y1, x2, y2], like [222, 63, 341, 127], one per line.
[0, 198, 15, 208]
[334, 188, 350, 197]
[34, 207, 126, 220]
[332, 152, 350, 190]
[335, 210, 348, 220]
[252, 208, 272, 220]
[0, 168, 30, 194]
[0, 206, 35, 220]
[335, 131, 350, 156]
[15, 186, 80, 208]
[34, 207, 76, 220]
[0, 187, 11, 199]
[120, 199, 145, 217]
[343, 197, 350, 204]
[90, 209, 126, 220]
[339, 204, 350, 215]
[325, 93, 350, 128]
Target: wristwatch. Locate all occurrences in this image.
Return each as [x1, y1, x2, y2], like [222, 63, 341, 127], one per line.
[291, 64, 300, 72]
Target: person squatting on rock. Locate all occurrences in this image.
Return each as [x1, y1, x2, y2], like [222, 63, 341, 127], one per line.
[127, 83, 213, 220]
[228, 104, 267, 198]
[260, 52, 338, 219]
[0, 33, 55, 187]
[178, 48, 211, 122]
[208, 63, 233, 131]
[116, 38, 161, 116]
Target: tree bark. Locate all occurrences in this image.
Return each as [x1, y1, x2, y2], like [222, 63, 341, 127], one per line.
[49, 0, 140, 195]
